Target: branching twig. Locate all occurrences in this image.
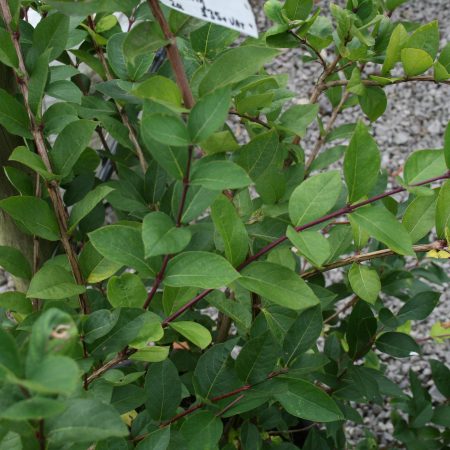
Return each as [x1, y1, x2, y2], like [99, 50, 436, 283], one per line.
[161, 171, 450, 325]
[319, 75, 450, 91]
[302, 241, 447, 280]
[0, 0, 89, 315]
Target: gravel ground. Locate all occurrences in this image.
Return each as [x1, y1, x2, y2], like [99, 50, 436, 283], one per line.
[1, 1, 449, 447]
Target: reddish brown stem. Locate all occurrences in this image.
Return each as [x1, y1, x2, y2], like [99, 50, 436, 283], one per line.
[147, 0, 195, 108]
[162, 171, 450, 325]
[143, 254, 170, 309]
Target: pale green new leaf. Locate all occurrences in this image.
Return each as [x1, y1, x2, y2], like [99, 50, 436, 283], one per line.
[169, 321, 212, 349]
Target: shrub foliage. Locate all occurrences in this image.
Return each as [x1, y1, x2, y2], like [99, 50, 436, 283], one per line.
[0, 0, 450, 448]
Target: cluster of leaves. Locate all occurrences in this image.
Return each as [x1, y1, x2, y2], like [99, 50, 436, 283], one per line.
[0, 0, 449, 448]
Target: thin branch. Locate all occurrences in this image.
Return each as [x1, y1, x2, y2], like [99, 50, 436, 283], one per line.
[147, 0, 195, 108]
[268, 423, 316, 435]
[319, 75, 450, 91]
[0, 0, 89, 315]
[161, 171, 450, 325]
[87, 16, 148, 173]
[290, 31, 326, 68]
[324, 296, 359, 324]
[229, 110, 271, 129]
[416, 334, 450, 344]
[305, 90, 350, 173]
[302, 241, 447, 280]
[142, 254, 170, 309]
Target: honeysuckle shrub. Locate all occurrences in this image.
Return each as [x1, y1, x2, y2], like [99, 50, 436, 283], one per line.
[0, 0, 450, 448]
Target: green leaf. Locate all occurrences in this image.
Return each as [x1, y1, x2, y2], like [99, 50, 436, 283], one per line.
[404, 149, 446, 185]
[289, 171, 342, 226]
[191, 23, 239, 57]
[284, 0, 313, 20]
[360, 87, 387, 122]
[129, 346, 169, 362]
[402, 192, 437, 243]
[0, 88, 32, 138]
[169, 321, 212, 349]
[0, 245, 31, 280]
[141, 113, 190, 147]
[376, 332, 420, 358]
[28, 50, 50, 116]
[199, 46, 280, 95]
[382, 24, 408, 74]
[133, 75, 183, 110]
[401, 48, 434, 76]
[211, 195, 249, 267]
[237, 130, 283, 181]
[180, 411, 223, 450]
[278, 104, 319, 137]
[344, 121, 380, 203]
[27, 264, 85, 300]
[1, 398, 66, 421]
[32, 13, 69, 60]
[107, 273, 147, 308]
[430, 359, 450, 398]
[193, 340, 239, 399]
[24, 355, 80, 396]
[397, 291, 440, 323]
[350, 206, 414, 256]
[164, 251, 240, 288]
[190, 160, 252, 190]
[0, 326, 22, 377]
[47, 399, 128, 445]
[123, 21, 167, 63]
[273, 378, 343, 422]
[436, 180, 450, 238]
[188, 86, 231, 142]
[136, 427, 170, 450]
[287, 227, 330, 268]
[141, 132, 187, 179]
[0, 196, 60, 241]
[68, 185, 114, 233]
[51, 120, 96, 177]
[0, 28, 18, 69]
[0, 291, 33, 314]
[9, 146, 55, 181]
[445, 121, 450, 168]
[348, 263, 381, 304]
[236, 332, 279, 383]
[142, 212, 191, 258]
[144, 360, 181, 421]
[283, 306, 323, 365]
[238, 262, 319, 310]
[89, 225, 154, 276]
[405, 21, 440, 60]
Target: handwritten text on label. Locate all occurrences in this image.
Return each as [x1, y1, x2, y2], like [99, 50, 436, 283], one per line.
[159, 0, 258, 38]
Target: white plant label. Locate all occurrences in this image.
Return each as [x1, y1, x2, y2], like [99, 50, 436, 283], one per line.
[159, 0, 258, 38]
